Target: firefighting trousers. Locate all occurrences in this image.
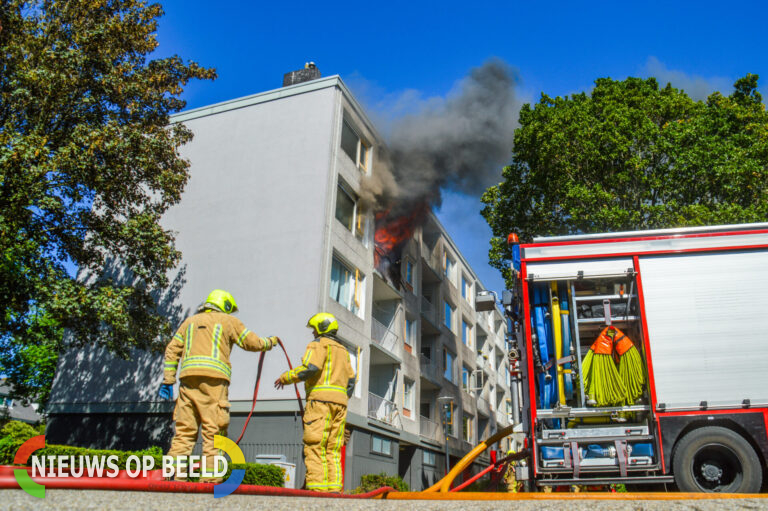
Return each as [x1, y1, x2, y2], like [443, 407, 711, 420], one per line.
[303, 399, 347, 492]
[167, 376, 230, 475]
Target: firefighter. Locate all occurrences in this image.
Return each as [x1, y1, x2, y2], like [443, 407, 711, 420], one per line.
[274, 312, 355, 492]
[158, 289, 278, 482]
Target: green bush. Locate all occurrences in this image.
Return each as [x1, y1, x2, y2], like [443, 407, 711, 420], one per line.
[1, 420, 39, 442]
[0, 437, 23, 464]
[235, 463, 285, 487]
[353, 472, 409, 493]
[188, 462, 285, 487]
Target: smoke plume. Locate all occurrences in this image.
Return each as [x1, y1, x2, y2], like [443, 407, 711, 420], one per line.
[360, 59, 521, 217]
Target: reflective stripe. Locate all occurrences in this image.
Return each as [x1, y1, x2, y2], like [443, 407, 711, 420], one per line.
[311, 385, 347, 394]
[320, 410, 331, 486]
[302, 348, 313, 366]
[184, 323, 194, 355]
[324, 346, 332, 385]
[164, 362, 178, 371]
[212, 324, 222, 359]
[236, 329, 250, 348]
[173, 333, 184, 344]
[333, 416, 345, 486]
[180, 362, 231, 378]
[180, 356, 232, 378]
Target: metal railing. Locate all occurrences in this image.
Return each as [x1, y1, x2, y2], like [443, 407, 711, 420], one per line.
[368, 392, 401, 427]
[419, 416, 441, 442]
[371, 318, 399, 354]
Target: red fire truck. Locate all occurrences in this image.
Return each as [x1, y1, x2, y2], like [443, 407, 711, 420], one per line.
[498, 222, 768, 492]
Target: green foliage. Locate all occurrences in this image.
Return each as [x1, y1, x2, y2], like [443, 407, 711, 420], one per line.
[0, 435, 165, 467]
[353, 472, 409, 493]
[185, 462, 285, 487]
[0, 0, 216, 407]
[234, 463, 285, 487]
[482, 75, 768, 288]
[1, 420, 40, 442]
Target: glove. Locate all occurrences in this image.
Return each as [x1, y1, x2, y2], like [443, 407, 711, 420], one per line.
[158, 384, 174, 400]
[266, 336, 280, 350]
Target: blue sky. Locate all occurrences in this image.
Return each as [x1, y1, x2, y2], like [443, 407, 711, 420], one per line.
[154, 0, 768, 294]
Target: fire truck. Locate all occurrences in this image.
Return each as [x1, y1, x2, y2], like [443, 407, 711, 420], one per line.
[492, 222, 768, 493]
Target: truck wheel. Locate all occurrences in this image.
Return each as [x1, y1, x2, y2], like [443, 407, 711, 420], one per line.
[672, 426, 762, 493]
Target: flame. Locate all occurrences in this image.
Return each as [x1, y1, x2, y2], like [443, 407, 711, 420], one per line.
[373, 204, 428, 285]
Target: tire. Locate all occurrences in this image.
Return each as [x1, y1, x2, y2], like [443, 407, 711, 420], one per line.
[672, 426, 762, 493]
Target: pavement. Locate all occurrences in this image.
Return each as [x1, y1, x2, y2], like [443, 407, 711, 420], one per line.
[2, 490, 768, 511]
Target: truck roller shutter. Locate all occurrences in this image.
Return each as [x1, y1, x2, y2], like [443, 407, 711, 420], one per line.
[638, 250, 768, 410]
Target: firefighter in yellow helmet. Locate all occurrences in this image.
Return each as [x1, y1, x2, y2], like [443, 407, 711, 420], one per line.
[275, 312, 355, 492]
[159, 289, 279, 482]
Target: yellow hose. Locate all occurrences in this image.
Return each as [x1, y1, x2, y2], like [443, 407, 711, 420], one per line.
[550, 282, 565, 405]
[423, 424, 517, 493]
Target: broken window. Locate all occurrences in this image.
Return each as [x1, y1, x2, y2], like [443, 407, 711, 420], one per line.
[334, 180, 366, 242]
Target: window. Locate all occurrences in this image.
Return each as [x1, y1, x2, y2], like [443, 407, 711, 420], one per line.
[405, 259, 414, 285]
[444, 301, 454, 331]
[330, 256, 363, 315]
[403, 378, 414, 417]
[423, 450, 436, 467]
[462, 275, 472, 303]
[335, 181, 365, 242]
[420, 402, 431, 419]
[463, 415, 473, 442]
[462, 366, 471, 392]
[462, 319, 472, 348]
[443, 252, 456, 282]
[371, 434, 392, 456]
[404, 318, 415, 348]
[443, 348, 455, 383]
[340, 119, 370, 171]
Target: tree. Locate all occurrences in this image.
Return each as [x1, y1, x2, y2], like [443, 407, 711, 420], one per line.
[481, 75, 768, 286]
[0, 0, 216, 407]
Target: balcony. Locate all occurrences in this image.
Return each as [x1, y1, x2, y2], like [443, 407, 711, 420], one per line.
[371, 318, 399, 356]
[419, 355, 441, 387]
[368, 392, 401, 428]
[419, 416, 441, 443]
[495, 409, 507, 425]
[477, 396, 490, 416]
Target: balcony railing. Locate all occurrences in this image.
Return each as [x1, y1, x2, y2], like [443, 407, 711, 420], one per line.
[371, 318, 399, 354]
[368, 392, 401, 427]
[419, 416, 441, 442]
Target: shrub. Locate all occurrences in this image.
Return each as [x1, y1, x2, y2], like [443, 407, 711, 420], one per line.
[188, 462, 285, 487]
[353, 472, 409, 493]
[1, 421, 39, 443]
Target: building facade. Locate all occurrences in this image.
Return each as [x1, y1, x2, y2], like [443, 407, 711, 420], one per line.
[47, 73, 511, 490]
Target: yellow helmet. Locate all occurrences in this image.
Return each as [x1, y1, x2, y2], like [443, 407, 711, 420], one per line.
[307, 312, 338, 336]
[204, 289, 238, 314]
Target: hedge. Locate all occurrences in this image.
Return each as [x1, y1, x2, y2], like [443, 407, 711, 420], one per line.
[353, 472, 409, 493]
[1, 420, 284, 487]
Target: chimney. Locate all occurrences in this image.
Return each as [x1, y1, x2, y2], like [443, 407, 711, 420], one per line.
[283, 62, 321, 87]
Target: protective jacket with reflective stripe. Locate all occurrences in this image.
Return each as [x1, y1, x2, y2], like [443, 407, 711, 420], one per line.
[280, 336, 355, 406]
[163, 311, 271, 384]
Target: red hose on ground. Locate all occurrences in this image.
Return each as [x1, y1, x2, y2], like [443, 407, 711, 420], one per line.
[0, 466, 392, 498]
[449, 453, 517, 493]
[235, 338, 304, 445]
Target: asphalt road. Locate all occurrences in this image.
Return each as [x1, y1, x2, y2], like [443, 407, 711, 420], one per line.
[2, 490, 768, 511]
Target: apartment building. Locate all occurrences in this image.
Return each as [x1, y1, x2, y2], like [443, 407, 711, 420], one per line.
[46, 68, 511, 491]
